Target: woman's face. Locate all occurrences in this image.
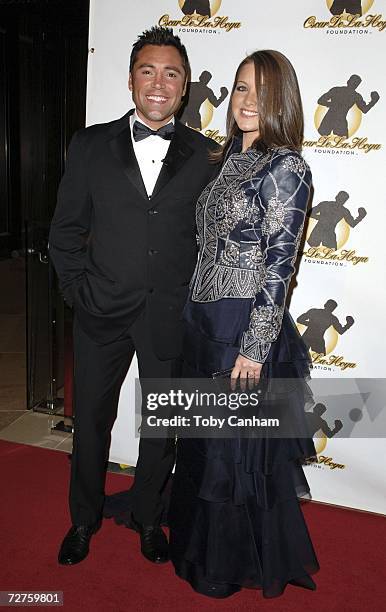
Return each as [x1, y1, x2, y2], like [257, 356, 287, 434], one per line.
[231, 62, 260, 150]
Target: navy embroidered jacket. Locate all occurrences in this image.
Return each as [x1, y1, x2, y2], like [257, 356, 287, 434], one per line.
[184, 143, 312, 363]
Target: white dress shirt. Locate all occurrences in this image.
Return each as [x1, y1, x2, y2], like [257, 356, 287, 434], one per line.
[130, 111, 174, 198]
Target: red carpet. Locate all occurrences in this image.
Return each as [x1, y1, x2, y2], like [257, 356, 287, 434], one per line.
[0, 439, 385, 612]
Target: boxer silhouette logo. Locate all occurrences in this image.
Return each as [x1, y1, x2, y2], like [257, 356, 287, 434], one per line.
[179, 70, 229, 131]
[326, 0, 374, 16]
[315, 75, 380, 138]
[306, 403, 343, 455]
[306, 191, 367, 250]
[306, 430, 346, 469]
[297, 300, 354, 356]
[178, 0, 222, 17]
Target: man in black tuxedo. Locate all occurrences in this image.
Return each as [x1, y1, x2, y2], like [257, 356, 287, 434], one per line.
[49, 26, 218, 566]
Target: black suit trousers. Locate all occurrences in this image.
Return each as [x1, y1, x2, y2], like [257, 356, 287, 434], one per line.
[70, 308, 177, 526]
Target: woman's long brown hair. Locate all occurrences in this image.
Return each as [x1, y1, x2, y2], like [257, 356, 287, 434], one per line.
[211, 50, 304, 162]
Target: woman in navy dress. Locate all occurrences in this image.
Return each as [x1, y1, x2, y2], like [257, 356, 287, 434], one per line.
[168, 50, 320, 599]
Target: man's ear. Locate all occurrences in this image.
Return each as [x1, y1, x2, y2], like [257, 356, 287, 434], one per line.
[128, 73, 133, 92]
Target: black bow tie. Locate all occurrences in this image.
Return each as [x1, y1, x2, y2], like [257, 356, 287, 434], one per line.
[132, 120, 175, 142]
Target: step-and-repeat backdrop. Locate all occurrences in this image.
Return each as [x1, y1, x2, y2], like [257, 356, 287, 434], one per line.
[86, 0, 386, 514]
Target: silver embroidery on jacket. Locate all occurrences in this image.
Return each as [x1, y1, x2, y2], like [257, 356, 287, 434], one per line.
[290, 224, 304, 268]
[216, 191, 248, 238]
[190, 147, 311, 363]
[218, 241, 240, 267]
[240, 304, 285, 361]
[243, 244, 263, 269]
[249, 304, 284, 342]
[191, 149, 270, 302]
[261, 196, 286, 236]
[282, 155, 308, 177]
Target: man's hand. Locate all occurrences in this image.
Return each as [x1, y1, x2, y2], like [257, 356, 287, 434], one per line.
[231, 355, 263, 390]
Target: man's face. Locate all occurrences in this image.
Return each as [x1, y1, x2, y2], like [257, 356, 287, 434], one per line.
[129, 45, 187, 129]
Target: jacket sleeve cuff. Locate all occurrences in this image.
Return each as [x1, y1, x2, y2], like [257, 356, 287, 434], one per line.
[240, 303, 285, 363]
[239, 337, 271, 363]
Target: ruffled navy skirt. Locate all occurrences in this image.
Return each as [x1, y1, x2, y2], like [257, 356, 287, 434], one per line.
[168, 309, 320, 599]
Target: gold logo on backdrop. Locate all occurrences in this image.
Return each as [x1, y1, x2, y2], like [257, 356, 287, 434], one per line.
[303, 0, 386, 32]
[326, 0, 374, 14]
[314, 433, 328, 454]
[306, 439, 347, 470]
[158, 0, 241, 34]
[296, 300, 357, 371]
[178, 69, 228, 143]
[302, 191, 369, 267]
[303, 75, 381, 154]
[305, 404, 346, 470]
[178, 0, 222, 17]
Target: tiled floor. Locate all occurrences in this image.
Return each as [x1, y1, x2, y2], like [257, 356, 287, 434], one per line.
[0, 258, 72, 455]
[0, 409, 73, 451]
[0, 257, 132, 473]
[0, 258, 29, 434]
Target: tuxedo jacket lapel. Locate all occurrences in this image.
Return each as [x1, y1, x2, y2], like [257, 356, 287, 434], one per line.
[109, 112, 148, 202]
[109, 113, 194, 206]
[151, 121, 194, 202]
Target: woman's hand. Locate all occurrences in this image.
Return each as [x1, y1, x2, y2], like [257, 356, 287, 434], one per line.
[231, 355, 263, 390]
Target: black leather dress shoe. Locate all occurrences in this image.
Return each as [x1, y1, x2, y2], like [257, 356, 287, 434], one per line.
[130, 516, 169, 564]
[58, 521, 101, 565]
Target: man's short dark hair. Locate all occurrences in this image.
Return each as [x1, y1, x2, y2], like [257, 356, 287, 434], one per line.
[130, 26, 190, 78]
